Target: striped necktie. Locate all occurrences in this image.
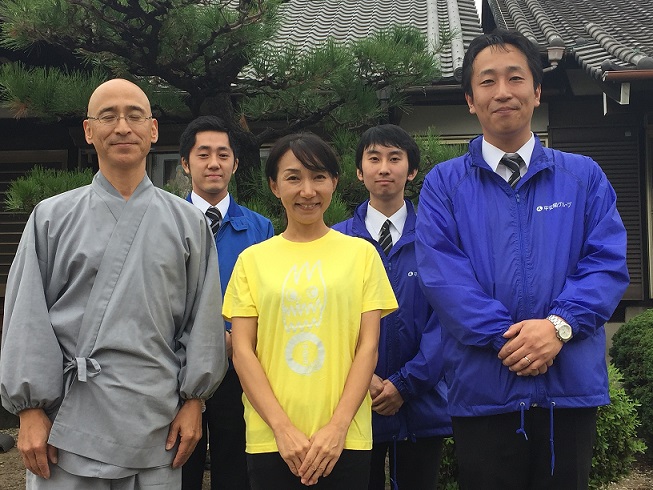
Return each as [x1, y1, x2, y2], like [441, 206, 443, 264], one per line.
[378, 219, 393, 255]
[500, 153, 524, 188]
[205, 207, 222, 237]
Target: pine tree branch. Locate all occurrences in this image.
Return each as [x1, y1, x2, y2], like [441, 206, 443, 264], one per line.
[62, 0, 266, 103]
[68, 0, 151, 45]
[255, 97, 345, 144]
[179, 0, 274, 70]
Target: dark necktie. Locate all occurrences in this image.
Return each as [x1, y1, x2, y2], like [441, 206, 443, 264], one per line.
[205, 207, 222, 236]
[500, 153, 524, 188]
[378, 219, 393, 255]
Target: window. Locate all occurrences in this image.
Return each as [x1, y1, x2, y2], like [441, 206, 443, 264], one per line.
[149, 152, 182, 188]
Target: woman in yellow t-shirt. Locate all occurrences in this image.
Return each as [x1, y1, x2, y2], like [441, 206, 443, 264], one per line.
[223, 133, 397, 489]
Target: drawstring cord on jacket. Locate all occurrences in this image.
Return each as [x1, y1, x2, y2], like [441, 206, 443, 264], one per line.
[515, 402, 528, 440]
[390, 437, 399, 490]
[549, 401, 556, 476]
[513, 401, 557, 476]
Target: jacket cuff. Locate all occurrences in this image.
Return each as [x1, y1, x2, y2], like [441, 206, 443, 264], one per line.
[547, 308, 579, 333]
[492, 334, 509, 353]
[388, 373, 413, 401]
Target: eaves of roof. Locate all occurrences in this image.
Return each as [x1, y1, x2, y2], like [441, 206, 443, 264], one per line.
[272, 0, 483, 83]
[486, 0, 653, 86]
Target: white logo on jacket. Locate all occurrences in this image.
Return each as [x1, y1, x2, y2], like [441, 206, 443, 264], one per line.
[536, 201, 572, 212]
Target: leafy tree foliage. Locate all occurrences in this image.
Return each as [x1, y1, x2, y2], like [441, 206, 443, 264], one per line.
[0, 0, 444, 199]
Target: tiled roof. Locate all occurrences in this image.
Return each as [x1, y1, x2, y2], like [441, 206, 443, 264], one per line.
[273, 0, 483, 83]
[486, 0, 653, 81]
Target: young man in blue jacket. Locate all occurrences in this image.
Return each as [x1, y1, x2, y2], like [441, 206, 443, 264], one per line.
[180, 116, 274, 490]
[333, 125, 451, 490]
[415, 30, 629, 490]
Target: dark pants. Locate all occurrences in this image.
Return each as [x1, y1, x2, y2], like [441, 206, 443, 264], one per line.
[247, 450, 371, 490]
[182, 369, 249, 490]
[452, 407, 598, 490]
[368, 436, 444, 490]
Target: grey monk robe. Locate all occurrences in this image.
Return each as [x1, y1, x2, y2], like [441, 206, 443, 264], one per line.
[0, 172, 227, 470]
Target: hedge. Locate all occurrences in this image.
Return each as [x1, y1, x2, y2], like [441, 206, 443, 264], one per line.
[610, 308, 653, 451]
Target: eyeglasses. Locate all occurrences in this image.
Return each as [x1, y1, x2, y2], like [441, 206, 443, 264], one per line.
[87, 114, 153, 126]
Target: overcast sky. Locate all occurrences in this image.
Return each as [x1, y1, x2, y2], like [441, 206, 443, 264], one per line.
[475, 0, 482, 18]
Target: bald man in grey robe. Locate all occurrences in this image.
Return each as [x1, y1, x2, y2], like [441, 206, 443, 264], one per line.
[0, 79, 228, 489]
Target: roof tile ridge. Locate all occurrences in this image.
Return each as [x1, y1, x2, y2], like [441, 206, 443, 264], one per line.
[502, 0, 538, 44]
[586, 22, 653, 70]
[444, 0, 465, 81]
[426, 0, 442, 70]
[523, 0, 563, 46]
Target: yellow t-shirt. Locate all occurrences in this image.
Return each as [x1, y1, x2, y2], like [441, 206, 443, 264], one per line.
[223, 230, 397, 453]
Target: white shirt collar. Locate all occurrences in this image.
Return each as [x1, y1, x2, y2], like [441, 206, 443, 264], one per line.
[482, 134, 535, 177]
[364, 201, 407, 245]
[190, 192, 230, 222]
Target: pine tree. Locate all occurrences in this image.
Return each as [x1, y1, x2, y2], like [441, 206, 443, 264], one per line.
[0, 0, 444, 199]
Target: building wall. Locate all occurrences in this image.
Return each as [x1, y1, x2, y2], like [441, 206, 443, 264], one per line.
[548, 96, 647, 303]
[400, 102, 549, 139]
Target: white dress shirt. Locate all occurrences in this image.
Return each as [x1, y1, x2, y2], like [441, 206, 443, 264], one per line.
[482, 134, 535, 183]
[364, 201, 407, 246]
[190, 191, 230, 226]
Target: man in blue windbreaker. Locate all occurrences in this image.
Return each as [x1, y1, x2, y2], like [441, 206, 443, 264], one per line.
[415, 30, 629, 490]
[334, 125, 451, 490]
[180, 115, 274, 490]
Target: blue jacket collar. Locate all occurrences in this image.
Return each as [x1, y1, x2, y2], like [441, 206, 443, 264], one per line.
[224, 197, 249, 231]
[468, 134, 552, 186]
[351, 199, 416, 249]
[185, 193, 249, 232]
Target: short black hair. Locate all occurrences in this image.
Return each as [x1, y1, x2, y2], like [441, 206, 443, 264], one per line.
[179, 115, 238, 161]
[355, 125, 420, 173]
[462, 29, 543, 98]
[265, 133, 340, 183]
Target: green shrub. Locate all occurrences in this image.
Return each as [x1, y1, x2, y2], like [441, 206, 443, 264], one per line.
[438, 437, 459, 490]
[436, 365, 645, 489]
[590, 364, 647, 488]
[409, 130, 467, 204]
[610, 308, 653, 451]
[5, 166, 94, 213]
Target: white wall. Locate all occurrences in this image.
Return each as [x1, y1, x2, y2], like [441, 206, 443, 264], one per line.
[400, 103, 550, 140]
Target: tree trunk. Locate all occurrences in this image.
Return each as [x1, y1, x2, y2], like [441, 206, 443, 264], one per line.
[199, 94, 262, 202]
[233, 127, 262, 203]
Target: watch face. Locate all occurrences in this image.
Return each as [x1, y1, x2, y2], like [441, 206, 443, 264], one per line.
[558, 324, 572, 340]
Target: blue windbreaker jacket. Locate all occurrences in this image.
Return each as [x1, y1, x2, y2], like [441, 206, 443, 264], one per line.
[186, 194, 274, 300]
[334, 200, 451, 442]
[415, 135, 629, 417]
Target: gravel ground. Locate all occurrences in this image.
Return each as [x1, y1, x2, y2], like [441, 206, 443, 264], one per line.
[0, 428, 210, 490]
[0, 428, 22, 490]
[1, 427, 651, 489]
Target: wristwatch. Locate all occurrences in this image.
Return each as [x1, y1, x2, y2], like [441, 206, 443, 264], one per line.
[547, 315, 573, 343]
